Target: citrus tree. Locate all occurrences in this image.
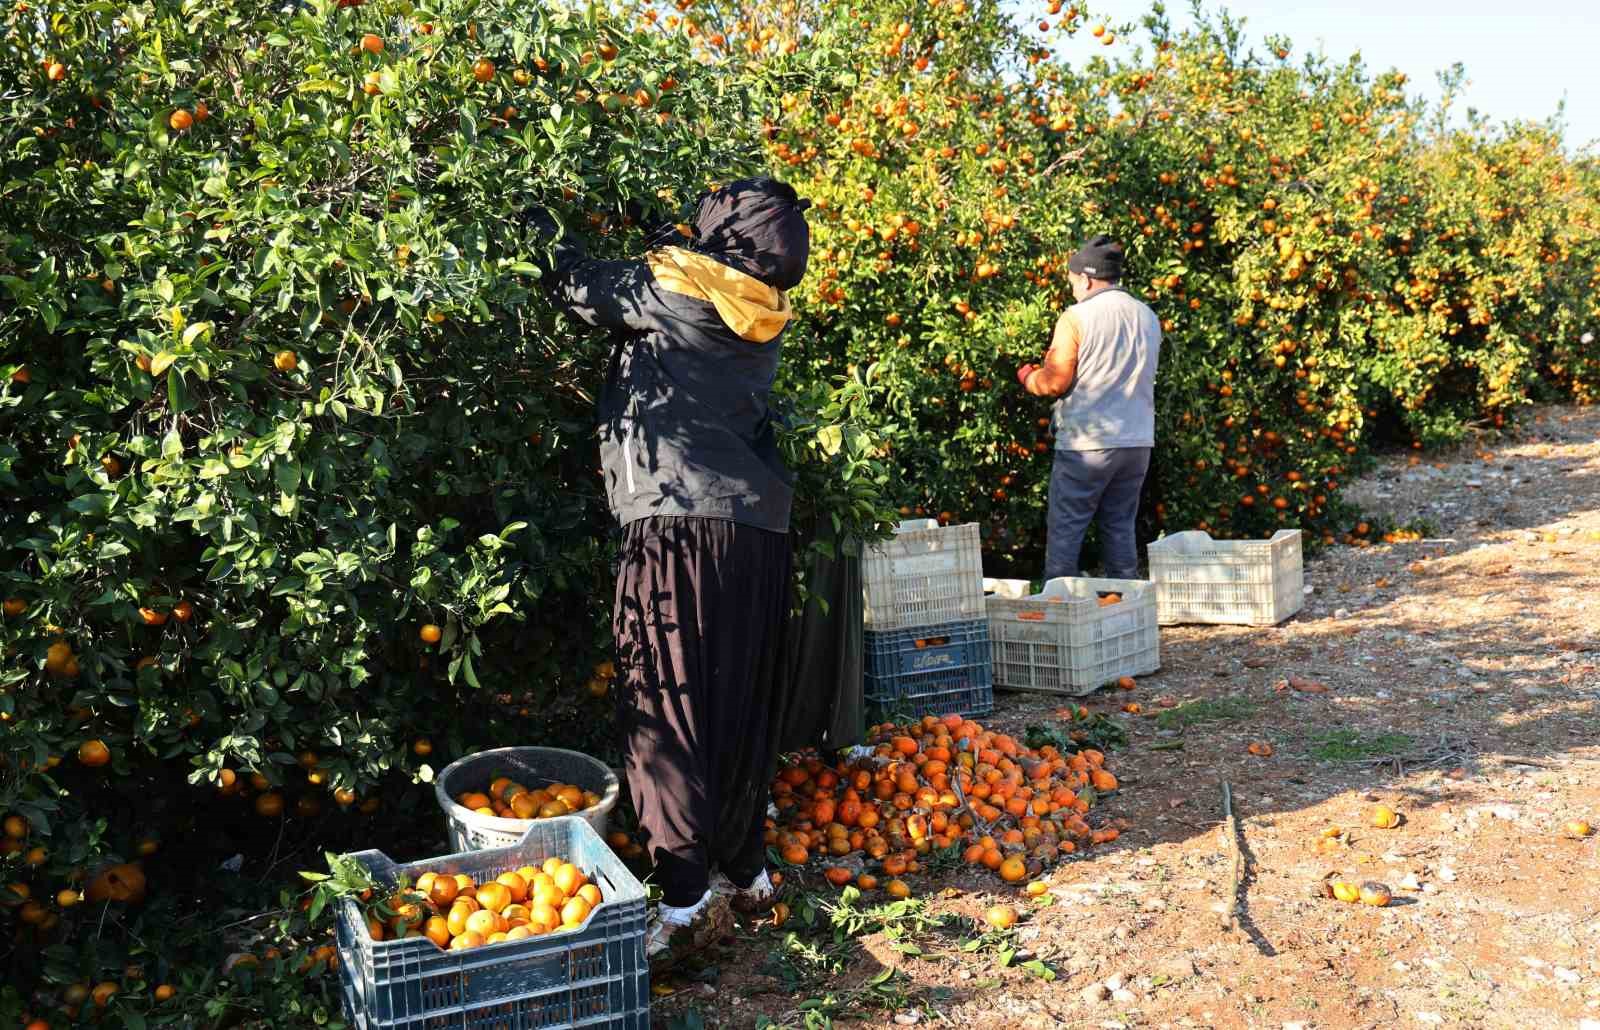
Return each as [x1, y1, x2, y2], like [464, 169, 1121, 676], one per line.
[717, 0, 1600, 563]
[0, 0, 891, 1021]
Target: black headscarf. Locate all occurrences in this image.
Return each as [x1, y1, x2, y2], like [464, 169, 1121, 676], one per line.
[647, 177, 812, 291]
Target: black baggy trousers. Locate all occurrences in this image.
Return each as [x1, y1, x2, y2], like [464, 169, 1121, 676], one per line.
[613, 516, 792, 907]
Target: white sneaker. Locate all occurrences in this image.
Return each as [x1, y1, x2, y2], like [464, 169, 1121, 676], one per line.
[710, 868, 775, 913]
[645, 890, 733, 968]
[646, 890, 711, 958]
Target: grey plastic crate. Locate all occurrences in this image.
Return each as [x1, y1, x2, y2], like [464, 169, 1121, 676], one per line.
[435, 746, 620, 853]
[336, 817, 648, 1029]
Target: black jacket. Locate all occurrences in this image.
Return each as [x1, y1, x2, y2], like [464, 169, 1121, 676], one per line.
[533, 180, 811, 533]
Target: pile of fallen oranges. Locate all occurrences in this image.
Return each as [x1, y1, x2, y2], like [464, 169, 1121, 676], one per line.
[364, 858, 603, 951]
[456, 775, 601, 822]
[767, 713, 1124, 889]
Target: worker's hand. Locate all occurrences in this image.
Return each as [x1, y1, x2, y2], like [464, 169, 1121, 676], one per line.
[1016, 364, 1039, 387]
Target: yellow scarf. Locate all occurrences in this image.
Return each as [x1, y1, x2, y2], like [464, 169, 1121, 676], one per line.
[646, 246, 793, 344]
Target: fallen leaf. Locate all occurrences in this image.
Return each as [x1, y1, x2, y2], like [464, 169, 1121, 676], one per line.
[1242, 657, 1271, 669]
[1279, 674, 1330, 694]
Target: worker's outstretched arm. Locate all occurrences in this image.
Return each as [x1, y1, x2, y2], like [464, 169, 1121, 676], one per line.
[1025, 310, 1081, 398]
[522, 208, 654, 332]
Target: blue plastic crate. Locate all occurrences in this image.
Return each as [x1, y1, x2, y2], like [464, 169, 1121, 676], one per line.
[866, 682, 994, 721]
[864, 619, 990, 679]
[336, 817, 648, 1030]
[865, 619, 993, 719]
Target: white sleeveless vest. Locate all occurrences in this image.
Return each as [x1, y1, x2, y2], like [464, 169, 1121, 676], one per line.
[1052, 288, 1161, 451]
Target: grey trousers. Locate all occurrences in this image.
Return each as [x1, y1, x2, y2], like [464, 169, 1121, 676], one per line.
[1045, 447, 1151, 581]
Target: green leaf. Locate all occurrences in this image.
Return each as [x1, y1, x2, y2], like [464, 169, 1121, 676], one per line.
[68, 494, 113, 516]
[168, 369, 190, 414]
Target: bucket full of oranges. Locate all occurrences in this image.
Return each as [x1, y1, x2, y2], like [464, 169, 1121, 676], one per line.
[435, 746, 620, 852]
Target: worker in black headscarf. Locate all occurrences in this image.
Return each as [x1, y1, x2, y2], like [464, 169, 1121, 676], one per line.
[524, 178, 810, 964]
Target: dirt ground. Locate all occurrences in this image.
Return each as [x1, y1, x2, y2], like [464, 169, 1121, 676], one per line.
[653, 405, 1600, 1030]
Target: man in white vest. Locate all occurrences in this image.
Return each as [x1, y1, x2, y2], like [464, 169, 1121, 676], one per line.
[1016, 235, 1161, 581]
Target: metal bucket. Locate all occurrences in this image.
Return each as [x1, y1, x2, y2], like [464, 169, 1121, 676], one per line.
[433, 746, 620, 852]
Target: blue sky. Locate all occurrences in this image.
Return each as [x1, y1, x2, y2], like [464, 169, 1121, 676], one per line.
[1023, 0, 1598, 151]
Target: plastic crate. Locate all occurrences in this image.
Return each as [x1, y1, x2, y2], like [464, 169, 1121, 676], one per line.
[861, 520, 986, 631]
[864, 619, 990, 679]
[1146, 529, 1304, 626]
[866, 684, 993, 723]
[864, 618, 993, 719]
[983, 577, 1160, 696]
[435, 747, 620, 853]
[336, 817, 648, 1030]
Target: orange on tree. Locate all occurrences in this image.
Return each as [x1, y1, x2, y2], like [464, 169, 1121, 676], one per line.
[419, 623, 442, 644]
[45, 640, 74, 676]
[86, 863, 147, 905]
[78, 739, 111, 766]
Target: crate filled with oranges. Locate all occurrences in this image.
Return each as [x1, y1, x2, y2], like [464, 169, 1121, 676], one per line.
[434, 746, 620, 852]
[336, 816, 647, 1029]
[984, 577, 1160, 695]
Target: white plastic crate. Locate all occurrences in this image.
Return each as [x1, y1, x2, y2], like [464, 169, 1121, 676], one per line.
[862, 520, 986, 631]
[983, 577, 1160, 695]
[1146, 529, 1304, 626]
